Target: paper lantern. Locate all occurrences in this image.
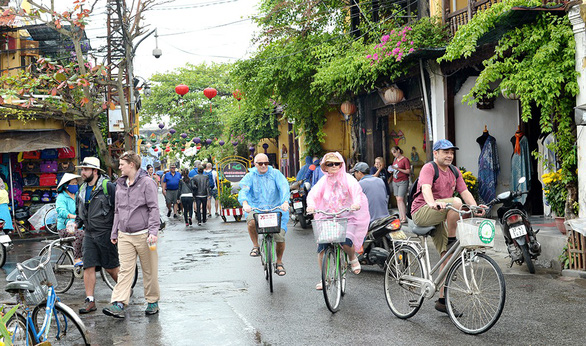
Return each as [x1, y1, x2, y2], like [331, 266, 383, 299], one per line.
[150, 138, 157, 143]
[181, 133, 187, 139]
[158, 122, 165, 129]
[232, 140, 238, 146]
[194, 137, 201, 144]
[165, 147, 171, 153]
[219, 140, 225, 146]
[162, 139, 169, 144]
[175, 84, 189, 96]
[154, 147, 159, 152]
[190, 143, 195, 147]
[205, 139, 212, 145]
[181, 148, 185, 152]
[383, 86, 404, 125]
[233, 89, 242, 109]
[169, 129, 176, 135]
[340, 101, 357, 117]
[203, 87, 217, 113]
[249, 146, 255, 152]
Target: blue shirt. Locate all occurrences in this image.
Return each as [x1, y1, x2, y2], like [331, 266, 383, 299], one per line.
[188, 169, 197, 178]
[163, 171, 182, 190]
[358, 174, 390, 223]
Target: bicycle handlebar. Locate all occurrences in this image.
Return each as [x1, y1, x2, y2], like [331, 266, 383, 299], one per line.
[445, 203, 487, 215]
[251, 206, 281, 212]
[17, 236, 76, 272]
[311, 208, 352, 216]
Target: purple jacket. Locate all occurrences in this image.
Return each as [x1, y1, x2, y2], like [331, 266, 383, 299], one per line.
[111, 168, 160, 238]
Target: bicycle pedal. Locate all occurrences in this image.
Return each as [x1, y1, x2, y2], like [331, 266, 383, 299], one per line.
[408, 300, 420, 307]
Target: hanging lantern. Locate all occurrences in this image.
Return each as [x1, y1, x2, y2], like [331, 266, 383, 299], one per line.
[249, 146, 255, 153]
[181, 133, 188, 139]
[194, 137, 201, 144]
[162, 139, 169, 144]
[232, 140, 238, 146]
[181, 148, 186, 152]
[262, 143, 269, 153]
[340, 101, 357, 118]
[205, 139, 212, 145]
[154, 147, 159, 152]
[383, 86, 404, 125]
[165, 147, 171, 153]
[233, 89, 242, 109]
[175, 84, 189, 97]
[219, 140, 225, 146]
[158, 122, 165, 129]
[150, 133, 156, 138]
[190, 143, 195, 147]
[169, 128, 176, 135]
[150, 138, 157, 143]
[196, 145, 201, 150]
[203, 87, 217, 113]
[146, 143, 152, 148]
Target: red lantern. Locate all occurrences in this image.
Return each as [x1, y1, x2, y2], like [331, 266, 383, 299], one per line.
[341, 101, 357, 117]
[175, 84, 189, 97]
[203, 87, 217, 113]
[233, 89, 242, 109]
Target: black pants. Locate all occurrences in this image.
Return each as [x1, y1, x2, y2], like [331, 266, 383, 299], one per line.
[180, 196, 193, 223]
[195, 196, 207, 223]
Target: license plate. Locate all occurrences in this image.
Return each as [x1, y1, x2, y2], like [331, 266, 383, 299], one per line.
[293, 201, 303, 209]
[257, 213, 279, 228]
[509, 225, 527, 238]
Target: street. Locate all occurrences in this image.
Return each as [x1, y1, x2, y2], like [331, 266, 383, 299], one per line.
[2, 196, 586, 345]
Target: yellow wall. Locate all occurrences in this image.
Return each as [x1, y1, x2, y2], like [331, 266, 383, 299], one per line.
[430, 0, 467, 17]
[388, 109, 425, 178]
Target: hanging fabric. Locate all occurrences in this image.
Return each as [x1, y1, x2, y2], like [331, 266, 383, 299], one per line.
[511, 133, 531, 205]
[477, 130, 499, 204]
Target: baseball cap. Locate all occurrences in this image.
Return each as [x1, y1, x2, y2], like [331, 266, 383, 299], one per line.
[350, 162, 370, 174]
[433, 139, 459, 151]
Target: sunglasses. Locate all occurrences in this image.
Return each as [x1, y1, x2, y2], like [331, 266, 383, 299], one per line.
[326, 162, 341, 167]
[255, 162, 270, 166]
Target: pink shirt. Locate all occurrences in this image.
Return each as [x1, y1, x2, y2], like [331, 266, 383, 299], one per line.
[411, 162, 467, 214]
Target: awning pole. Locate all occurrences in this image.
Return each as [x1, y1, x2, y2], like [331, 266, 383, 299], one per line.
[8, 154, 15, 219]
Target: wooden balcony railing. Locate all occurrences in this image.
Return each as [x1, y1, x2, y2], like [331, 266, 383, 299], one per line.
[444, 0, 567, 36]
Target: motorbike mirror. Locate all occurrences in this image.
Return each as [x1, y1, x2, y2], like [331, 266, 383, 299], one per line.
[496, 191, 511, 199]
[518, 177, 526, 184]
[304, 181, 311, 192]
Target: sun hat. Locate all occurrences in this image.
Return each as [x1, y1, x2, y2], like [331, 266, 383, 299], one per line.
[350, 162, 369, 174]
[320, 152, 344, 171]
[433, 139, 459, 151]
[75, 157, 105, 173]
[57, 173, 81, 191]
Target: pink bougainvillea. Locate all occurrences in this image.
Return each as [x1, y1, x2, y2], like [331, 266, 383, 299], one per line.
[366, 26, 415, 64]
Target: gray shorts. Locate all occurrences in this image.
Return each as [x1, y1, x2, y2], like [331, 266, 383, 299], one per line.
[82, 232, 120, 269]
[165, 189, 179, 206]
[392, 180, 409, 198]
[246, 212, 286, 243]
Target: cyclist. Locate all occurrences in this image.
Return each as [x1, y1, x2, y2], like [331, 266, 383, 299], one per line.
[306, 152, 370, 290]
[56, 173, 84, 266]
[238, 153, 290, 276]
[410, 139, 486, 314]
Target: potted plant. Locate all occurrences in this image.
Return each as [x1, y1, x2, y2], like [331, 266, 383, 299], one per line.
[218, 179, 243, 222]
[542, 169, 571, 234]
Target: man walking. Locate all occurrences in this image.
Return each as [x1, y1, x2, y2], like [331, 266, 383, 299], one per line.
[75, 157, 119, 314]
[204, 163, 217, 217]
[162, 164, 181, 218]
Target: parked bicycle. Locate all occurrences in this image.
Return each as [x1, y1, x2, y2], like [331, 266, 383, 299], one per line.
[38, 237, 138, 294]
[384, 204, 506, 334]
[312, 208, 352, 313]
[252, 206, 282, 293]
[42, 203, 58, 235]
[3, 236, 91, 345]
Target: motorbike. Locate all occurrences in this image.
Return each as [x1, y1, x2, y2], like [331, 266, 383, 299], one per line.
[487, 177, 540, 274]
[289, 180, 313, 229]
[358, 214, 402, 269]
[0, 219, 14, 268]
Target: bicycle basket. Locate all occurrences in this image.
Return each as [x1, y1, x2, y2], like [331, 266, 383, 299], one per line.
[456, 218, 496, 249]
[6, 256, 57, 306]
[253, 212, 281, 234]
[313, 218, 348, 244]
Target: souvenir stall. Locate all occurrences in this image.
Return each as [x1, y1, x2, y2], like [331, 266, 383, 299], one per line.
[217, 155, 250, 222]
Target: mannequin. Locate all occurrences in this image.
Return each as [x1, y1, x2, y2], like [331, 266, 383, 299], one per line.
[477, 126, 499, 203]
[476, 125, 490, 149]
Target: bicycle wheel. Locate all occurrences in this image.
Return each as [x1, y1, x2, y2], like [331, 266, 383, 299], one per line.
[32, 301, 91, 345]
[39, 245, 74, 294]
[265, 236, 274, 293]
[384, 244, 424, 319]
[322, 246, 342, 313]
[340, 252, 348, 297]
[3, 312, 35, 345]
[43, 206, 59, 235]
[102, 264, 139, 290]
[445, 252, 506, 335]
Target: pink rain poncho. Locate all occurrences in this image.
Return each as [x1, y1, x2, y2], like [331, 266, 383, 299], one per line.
[306, 152, 370, 250]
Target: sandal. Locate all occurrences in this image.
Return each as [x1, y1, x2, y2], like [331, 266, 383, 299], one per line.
[274, 263, 286, 276]
[349, 257, 361, 274]
[315, 281, 323, 290]
[249, 247, 260, 257]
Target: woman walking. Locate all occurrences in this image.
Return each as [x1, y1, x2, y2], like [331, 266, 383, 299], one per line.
[177, 169, 194, 226]
[389, 146, 411, 223]
[55, 173, 84, 265]
[103, 151, 160, 318]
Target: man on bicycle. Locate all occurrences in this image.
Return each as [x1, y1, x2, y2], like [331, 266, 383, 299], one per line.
[238, 153, 290, 276]
[75, 157, 119, 314]
[410, 139, 485, 315]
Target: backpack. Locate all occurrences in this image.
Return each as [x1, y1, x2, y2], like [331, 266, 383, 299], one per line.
[406, 161, 460, 220]
[40, 149, 59, 159]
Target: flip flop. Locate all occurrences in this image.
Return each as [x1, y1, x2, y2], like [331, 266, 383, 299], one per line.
[249, 247, 260, 257]
[274, 263, 286, 276]
[316, 281, 323, 290]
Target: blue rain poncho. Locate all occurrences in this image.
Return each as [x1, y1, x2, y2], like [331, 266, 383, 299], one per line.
[238, 166, 290, 231]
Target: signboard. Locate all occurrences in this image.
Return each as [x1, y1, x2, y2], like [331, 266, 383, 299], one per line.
[108, 108, 124, 132]
[222, 161, 248, 182]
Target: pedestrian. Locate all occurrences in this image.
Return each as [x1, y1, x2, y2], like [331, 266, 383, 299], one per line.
[370, 156, 391, 196]
[177, 168, 194, 226]
[0, 178, 14, 234]
[389, 146, 411, 223]
[56, 173, 84, 266]
[192, 165, 210, 226]
[204, 163, 217, 217]
[146, 164, 160, 188]
[74, 157, 119, 314]
[103, 151, 160, 318]
[351, 162, 389, 222]
[188, 159, 201, 178]
[162, 163, 181, 218]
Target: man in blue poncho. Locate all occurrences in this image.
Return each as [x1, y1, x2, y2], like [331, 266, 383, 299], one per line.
[296, 156, 313, 181]
[239, 153, 290, 276]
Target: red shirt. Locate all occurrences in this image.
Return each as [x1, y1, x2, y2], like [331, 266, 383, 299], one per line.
[411, 162, 467, 214]
[390, 157, 410, 182]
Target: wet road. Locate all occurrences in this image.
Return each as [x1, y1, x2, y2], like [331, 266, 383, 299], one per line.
[2, 199, 586, 345]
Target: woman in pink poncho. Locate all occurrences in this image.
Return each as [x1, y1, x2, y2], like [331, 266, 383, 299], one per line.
[307, 152, 370, 290]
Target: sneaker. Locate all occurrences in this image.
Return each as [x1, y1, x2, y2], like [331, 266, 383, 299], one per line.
[215, 212, 219, 217]
[103, 302, 125, 318]
[198, 222, 201, 226]
[145, 302, 159, 315]
[167, 210, 171, 217]
[173, 214, 178, 218]
[435, 299, 463, 317]
[189, 218, 192, 225]
[186, 223, 189, 226]
[79, 298, 96, 314]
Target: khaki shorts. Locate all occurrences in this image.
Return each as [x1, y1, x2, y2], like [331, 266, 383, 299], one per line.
[412, 198, 457, 254]
[246, 212, 286, 243]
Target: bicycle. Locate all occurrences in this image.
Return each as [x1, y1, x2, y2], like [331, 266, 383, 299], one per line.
[3, 236, 91, 345]
[252, 206, 282, 293]
[42, 204, 58, 235]
[384, 204, 506, 335]
[312, 208, 351, 313]
[38, 237, 139, 293]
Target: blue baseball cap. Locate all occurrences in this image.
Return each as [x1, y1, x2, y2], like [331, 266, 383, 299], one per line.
[433, 139, 459, 151]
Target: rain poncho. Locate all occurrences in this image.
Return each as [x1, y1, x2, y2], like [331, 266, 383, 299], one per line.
[306, 152, 369, 250]
[296, 156, 313, 181]
[238, 166, 290, 231]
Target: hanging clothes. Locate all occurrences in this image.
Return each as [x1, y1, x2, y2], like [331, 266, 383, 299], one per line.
[477, 133, 499, 204]
[511, 134, 531, 204]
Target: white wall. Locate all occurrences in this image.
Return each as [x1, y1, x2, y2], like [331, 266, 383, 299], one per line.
[428, 62, 445, 144]
[454, 77, 519, 197]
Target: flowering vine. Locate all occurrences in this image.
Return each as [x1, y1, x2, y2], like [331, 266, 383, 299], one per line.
[366, 26, 415, 64]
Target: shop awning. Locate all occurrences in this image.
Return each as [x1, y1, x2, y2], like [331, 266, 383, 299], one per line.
[0, 130, 70, 153]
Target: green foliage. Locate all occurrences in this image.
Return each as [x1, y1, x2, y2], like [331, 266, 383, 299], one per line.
[218, 179, 240, 208]
[0, 304, 20, 346]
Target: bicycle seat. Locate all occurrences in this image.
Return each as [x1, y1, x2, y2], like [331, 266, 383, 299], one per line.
[408, 219, 435, 236]
[5, 280, 36, 293]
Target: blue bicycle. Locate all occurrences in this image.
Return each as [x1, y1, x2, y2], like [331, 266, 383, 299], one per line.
[252, 206, 282, 293]
[3, 237, 91, 345]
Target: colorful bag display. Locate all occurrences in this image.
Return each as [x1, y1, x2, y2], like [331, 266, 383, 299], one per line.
[22, 162, 39, 173]
[40, 161, 58, 173]
[24, 174, 40, 187]
[39, 173, 57, 186]
[21, 192, 31, 201]
[57, 146, 76, 159]
[58, 161, 75, 173]
[40, 149, 59, 159]
[41, 191, 51, 202]
[23, 151, 41, 160]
